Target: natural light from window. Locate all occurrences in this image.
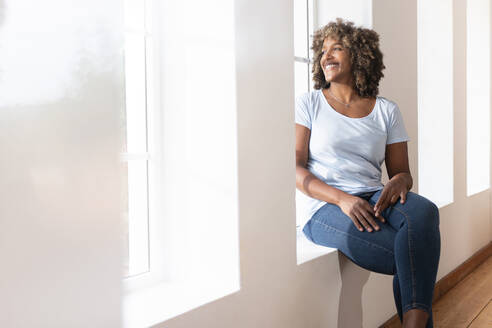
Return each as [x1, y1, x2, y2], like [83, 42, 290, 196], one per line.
[123, 0, 239, 326]
[417, 0, 454, 207]
[122, 0, 150, 278]
[467, 0, 490, 196]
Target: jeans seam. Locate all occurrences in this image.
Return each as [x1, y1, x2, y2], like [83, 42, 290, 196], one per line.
[312, 219, 394, 255]
[392, 205, 417, 304]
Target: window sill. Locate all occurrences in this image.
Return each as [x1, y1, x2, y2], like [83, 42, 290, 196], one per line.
[297, 226, 338, 265]
[123, 229, 336, 327]
[123, 278, 240, 328]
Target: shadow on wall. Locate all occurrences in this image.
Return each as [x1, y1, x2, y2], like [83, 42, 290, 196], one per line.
[337, 252, 370, 328]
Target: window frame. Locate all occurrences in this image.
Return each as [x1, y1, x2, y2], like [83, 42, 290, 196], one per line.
[122, 0, 168, 292]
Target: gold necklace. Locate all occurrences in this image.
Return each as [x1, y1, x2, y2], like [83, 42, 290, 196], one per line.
[327, 88, 353, 108]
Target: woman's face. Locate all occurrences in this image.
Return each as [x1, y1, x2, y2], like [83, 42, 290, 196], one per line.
[320, 37, 352, 84]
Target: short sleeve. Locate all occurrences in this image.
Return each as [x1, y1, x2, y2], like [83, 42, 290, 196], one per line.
[386, 103, 410, 145]
[295, 92, 312, 130]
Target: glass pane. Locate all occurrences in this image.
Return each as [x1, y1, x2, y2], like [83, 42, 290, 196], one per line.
[124, 33, 148, 153]
[126, 159, 150, 276]
[294, 61, 309, 99]
[467, 0, 490, 196]
[294, 0, 308, 58]
[122, 162, 129, 277]
[308, 0, 314, 60]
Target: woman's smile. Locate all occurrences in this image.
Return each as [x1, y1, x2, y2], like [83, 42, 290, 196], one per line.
[325, 62, 340, 70]
[320, 37, 351, 83]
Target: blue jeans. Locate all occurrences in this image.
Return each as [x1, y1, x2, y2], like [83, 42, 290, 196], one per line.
[302, 189, 441, 327]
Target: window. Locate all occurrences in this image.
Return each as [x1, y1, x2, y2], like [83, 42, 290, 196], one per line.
[467, 0, 490, 196]
[294, 0, 315, 234]
[122, 0, 240, 325]
[122, 0, 150, 278]
[294, 0, 315, 100]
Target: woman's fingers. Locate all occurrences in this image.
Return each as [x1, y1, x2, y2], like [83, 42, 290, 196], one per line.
[375, 191, 401, 216]
[400, 191, 407, 204]
[350, 197, 390, 232]
[373, 194, 384, 212]
[354, 211, 380, 232]
[363, 203, 384, 227]
[360, 210, 380, 231]
[374, 191, 388, 216]
[349, 214, 364, 231]
[365, 202, 385, 223]
[375, 212, 386, 223]
[353, 212, 373, 232]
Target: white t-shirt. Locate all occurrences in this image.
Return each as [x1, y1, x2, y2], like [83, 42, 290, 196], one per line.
[295, 89, 411, 231]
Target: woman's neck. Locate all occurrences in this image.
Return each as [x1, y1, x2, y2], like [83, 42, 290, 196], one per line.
[328, 82, 359, 104]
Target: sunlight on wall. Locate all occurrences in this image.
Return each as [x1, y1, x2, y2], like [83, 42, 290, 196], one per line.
[467, 0, 490, 196]
[417, 0, 454, 207]
[158, 0, 239, 285]
[123, 1, 239, 325]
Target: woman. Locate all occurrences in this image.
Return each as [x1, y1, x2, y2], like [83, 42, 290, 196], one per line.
[295, 19, 441, 328]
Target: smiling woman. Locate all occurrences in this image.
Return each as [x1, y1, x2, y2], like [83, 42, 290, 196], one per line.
[295, 18, 441, 328]
[312, 19, 385, 98]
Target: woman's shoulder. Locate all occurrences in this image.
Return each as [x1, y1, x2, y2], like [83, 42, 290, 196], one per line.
[375, 96, 401, 118]
[295, 89, 324, 109]
[296, 89, 323, 102]
[376, 95, 398, 109]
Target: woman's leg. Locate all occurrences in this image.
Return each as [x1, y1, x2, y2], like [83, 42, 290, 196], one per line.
[303, 189, 440, 327]
[302, 191, 397, 275]
[303, 192, 407, 323]
[368, 190, 441, 328]
[393, 272, 403, 323]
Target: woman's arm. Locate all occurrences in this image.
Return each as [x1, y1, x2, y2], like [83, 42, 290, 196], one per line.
[373, 141, 413, 217]
[295, 124, 348, 206]
[384, 141, 412, 190]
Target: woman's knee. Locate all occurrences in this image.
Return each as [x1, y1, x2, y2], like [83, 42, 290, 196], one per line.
[401, 192, 440, 229]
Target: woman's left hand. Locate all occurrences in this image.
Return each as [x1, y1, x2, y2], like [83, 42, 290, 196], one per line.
[373, 175, 410, 217]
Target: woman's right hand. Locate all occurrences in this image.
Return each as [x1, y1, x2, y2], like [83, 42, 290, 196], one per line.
[338, 195, 386, 232]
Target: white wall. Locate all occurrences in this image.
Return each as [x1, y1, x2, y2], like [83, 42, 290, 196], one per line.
[0, 0, 124, 327]
[316, 0, 372, 28]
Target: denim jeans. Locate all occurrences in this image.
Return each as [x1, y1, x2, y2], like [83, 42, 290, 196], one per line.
[302, 189, 441, 327]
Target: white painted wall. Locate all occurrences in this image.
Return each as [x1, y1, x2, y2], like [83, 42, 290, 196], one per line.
[316, 0, 372, 28]
[0, 0, 124, 327]
[0, 0, 490, 327]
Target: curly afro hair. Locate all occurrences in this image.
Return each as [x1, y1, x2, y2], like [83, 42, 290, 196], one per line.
[311, 18, 385, 98]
